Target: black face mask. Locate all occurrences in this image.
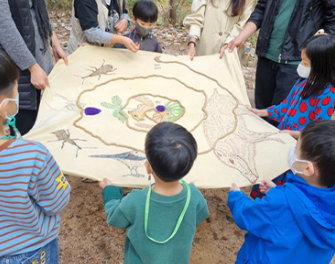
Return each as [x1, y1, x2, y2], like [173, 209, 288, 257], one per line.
[135, 23, 152, 37]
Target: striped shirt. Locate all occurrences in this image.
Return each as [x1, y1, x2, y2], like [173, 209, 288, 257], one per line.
[0, 139, 71, 256]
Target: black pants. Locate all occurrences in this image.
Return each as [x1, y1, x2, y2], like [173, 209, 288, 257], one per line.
[255, 56, 300, 109]
[15, 110, 39, 136]
[15, 88, 41, 136]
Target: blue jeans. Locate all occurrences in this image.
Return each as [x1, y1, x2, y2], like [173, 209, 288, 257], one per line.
[0, 238, 58, 264]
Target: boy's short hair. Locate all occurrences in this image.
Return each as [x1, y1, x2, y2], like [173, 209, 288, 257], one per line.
[0, 50, 19, 95]
[133, 0, 158, 23]
[300, 120, 335, 187]
[145, 122, 197, 182]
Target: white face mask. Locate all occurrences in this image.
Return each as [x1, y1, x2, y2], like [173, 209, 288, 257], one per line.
[297, 63, 311, 78]
[287, 146, 314, 175]
[0, 94, 19, 119]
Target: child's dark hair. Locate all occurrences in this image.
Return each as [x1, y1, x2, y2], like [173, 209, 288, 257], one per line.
[133, 0, 158, 23]
[300, 120, 335, 187]
[0, 50, 19, 95]
[301, 34, 335, 98]
[145, 122, 197, 182]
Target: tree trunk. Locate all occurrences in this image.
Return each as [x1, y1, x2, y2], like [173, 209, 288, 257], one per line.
[169, 0, 177, 25]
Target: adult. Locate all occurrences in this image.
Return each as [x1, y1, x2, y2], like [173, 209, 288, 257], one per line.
[67, 0, 139, 55]
[183, 0, 254, 60]
[227, 0, 335, 115]
[0, 0, 68, 135]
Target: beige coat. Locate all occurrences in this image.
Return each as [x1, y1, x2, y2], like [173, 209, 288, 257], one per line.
[183, 0, 254, 57]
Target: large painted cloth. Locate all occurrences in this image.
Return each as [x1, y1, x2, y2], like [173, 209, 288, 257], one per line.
[25, 45, 295, 188]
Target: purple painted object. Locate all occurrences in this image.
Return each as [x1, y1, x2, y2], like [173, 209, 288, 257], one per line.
[156, 105, 166, 112]
[85, 107, 102, 116]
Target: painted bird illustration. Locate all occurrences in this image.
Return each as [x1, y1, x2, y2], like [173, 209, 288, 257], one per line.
[89, 151, 146, 177]
[48, 129, 87, 157]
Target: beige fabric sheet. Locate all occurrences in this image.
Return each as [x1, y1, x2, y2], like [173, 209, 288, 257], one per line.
[25, 45, 296, 188]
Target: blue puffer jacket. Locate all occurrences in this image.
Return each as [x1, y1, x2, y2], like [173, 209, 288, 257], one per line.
[228, 171, 335, 264]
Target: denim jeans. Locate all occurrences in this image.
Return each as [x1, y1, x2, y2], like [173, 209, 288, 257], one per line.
[0, 238, 58, 264]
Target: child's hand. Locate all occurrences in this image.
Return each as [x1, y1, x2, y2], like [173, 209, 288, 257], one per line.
[259, 180, 276, 194]
[247, 106, 268, 117]
[279, 130, 300, 139]
[230, 183, 240, 191]
[99, 178, 113, 189]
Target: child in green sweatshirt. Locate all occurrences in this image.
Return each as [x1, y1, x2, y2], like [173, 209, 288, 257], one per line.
[99, 122, 209, 264]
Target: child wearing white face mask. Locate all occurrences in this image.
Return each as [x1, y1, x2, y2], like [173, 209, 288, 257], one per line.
[0, 51, 71, 263]
[228, 120, 335, 264]
[248, 34, 335, 139]
[113, 0, 162, 53]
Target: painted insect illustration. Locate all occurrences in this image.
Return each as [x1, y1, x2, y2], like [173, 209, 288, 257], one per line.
[128, 96, 184, 123]
[78, 60, 117, 84]
[46, 92, 86, 114]
[89, 151, 146, 178]
[48, 129, 94, 157]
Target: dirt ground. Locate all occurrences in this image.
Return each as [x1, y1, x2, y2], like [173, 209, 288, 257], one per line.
[51, 12, 334, 264]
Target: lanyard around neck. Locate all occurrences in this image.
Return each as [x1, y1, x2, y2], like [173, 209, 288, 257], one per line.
[144, 179, 191, 244]
[0, 117, 21, 140]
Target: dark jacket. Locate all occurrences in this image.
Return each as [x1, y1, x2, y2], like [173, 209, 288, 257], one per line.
[1, 0, 39, 110]
[113, 29, 162, 53]
[249, 0, 335, 62]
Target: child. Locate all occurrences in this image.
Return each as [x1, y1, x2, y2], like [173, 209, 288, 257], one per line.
[228, 120, 335, 264]
[99, 122, 209, 264]
[113, 0, 162, 53]
[0, 51, 71, 263]
[249, 34, 335, 139]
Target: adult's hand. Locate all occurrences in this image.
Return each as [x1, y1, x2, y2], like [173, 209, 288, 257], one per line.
[28, 63, 49, 90]
[115, 19, 128, 34]
[227, 36, 245, 52]
[188, 43, 196, 61]
[52, 44, 68, 65]
[121, 37, 140, 52]
[51, 32, 68, 65]
[219, 44, 228, 59]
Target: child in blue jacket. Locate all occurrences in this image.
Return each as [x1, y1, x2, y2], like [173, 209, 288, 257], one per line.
[228, 120, 335, 264]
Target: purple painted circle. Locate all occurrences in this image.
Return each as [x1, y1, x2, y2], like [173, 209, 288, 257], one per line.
[156, 105, 166, 112]
[84, 107, 102, 116]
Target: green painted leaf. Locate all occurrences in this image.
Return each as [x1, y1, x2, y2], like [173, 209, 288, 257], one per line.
[113, 110, 126, 123]
[101, 102, 117, 109]
[112, 95, 122, 107]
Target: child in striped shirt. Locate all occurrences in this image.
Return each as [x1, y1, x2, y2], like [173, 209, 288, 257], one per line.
[0, 51, 71, 263]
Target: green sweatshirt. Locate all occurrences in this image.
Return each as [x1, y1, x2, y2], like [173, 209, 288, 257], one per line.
[102, 184, 209, 264]
[265, 0, 300, 65]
